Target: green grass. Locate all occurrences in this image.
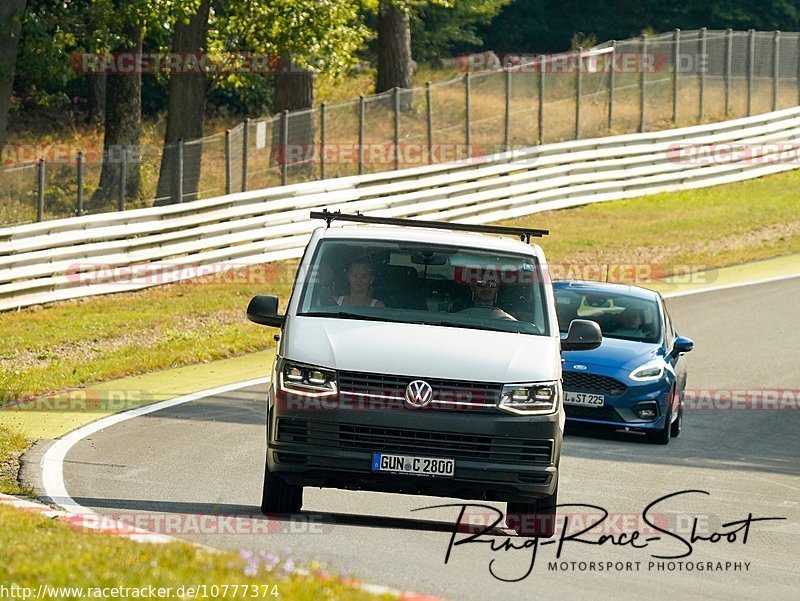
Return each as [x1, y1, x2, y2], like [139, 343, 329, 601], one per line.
[0, 425, 30, 495]
[0, 506, 389, 600]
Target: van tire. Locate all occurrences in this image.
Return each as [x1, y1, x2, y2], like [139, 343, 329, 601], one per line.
[260, 461, 303, 515]
[506, 489, 558, 538]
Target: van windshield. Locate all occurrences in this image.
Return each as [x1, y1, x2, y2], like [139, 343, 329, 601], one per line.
[297, 239, 550, 335]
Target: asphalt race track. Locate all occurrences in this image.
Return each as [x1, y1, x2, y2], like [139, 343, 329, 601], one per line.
[34, 279, 800, 600]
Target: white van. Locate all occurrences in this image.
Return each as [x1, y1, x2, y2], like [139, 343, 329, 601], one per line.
[247, 211, 601, 536]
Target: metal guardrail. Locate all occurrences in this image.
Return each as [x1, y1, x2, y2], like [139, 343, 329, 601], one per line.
[2, 105, 800, 311]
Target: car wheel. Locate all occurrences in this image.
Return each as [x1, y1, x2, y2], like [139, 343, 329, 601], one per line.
[506, 488, 558, 538]
[260, 460, 303, 515]
[670, 398, 683, 438]
[646, 394, 672, 445]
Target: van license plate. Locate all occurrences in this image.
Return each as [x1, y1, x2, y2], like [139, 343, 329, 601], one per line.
[564, 391, 605, 407]
[371, 453, 454, 477]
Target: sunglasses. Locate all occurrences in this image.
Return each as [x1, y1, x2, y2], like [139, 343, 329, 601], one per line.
[475, 280, 498, 289]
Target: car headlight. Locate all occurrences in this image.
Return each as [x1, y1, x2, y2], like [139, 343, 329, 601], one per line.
[278, 359, 338, 397]
[498, 381, 560, 415]
[629, 359, 665, 382]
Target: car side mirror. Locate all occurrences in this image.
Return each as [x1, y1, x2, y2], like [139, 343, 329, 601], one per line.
[247, 295, 284, 328]
[673, 336, 694, 355]
[561, 319, 602, 352]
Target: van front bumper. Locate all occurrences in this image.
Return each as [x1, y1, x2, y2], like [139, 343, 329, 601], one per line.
[267, 400, 561, 502]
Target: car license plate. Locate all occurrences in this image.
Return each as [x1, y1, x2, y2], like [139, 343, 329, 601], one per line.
[371, 452, 454, 477]
[564, 391, 605, 407]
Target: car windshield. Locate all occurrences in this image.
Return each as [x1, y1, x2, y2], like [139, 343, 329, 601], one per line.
[297, 239, 549, 335]
[554, 286, 661, 343]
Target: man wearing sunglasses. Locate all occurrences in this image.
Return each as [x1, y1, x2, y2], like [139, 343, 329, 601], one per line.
[451, 277, 517, 321]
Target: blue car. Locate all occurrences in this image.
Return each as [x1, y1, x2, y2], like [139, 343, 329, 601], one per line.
[553, 280, 694, 444]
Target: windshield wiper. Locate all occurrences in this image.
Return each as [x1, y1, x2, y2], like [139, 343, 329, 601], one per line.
[303, 311, 397, 323]
[432, 319, 506, 332]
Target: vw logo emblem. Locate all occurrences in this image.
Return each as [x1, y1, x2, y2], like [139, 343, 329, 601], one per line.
[405, 380, 433, 408]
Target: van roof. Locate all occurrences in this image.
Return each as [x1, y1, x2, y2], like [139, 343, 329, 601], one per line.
[316, 224, 544, 257]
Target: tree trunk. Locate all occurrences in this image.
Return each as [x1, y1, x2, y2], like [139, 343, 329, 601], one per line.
[271, 54, 315, 174]
[376, 0, 413, 110]
[91, 20, 141, 207]
[154, 0, 211, 205]
[0, 0, 27, 151]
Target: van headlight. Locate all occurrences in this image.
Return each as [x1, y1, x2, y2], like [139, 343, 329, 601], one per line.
[278, 359, 338, 397]
[498, 381, 560, 415]
[629, 359, 665, 382]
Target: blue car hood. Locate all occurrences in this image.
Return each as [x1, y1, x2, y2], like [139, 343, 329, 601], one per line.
[561, 336, 662, 371]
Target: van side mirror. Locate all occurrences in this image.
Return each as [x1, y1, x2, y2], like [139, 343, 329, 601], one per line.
[247, 295, 284, 328]
[672, 336, 694, 355]
[561, 319, 602, 352]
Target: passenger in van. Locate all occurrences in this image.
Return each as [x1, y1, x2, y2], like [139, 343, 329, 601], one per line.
[335, 259, 386, 308]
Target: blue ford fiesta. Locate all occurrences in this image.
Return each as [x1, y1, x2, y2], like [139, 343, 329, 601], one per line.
[552, 280, 694, 444]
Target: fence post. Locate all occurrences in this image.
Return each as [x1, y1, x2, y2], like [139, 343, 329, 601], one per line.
[504, 66, 511, 152]
[640, 35, 647, 132]
[118, 149, 127, 211]
[358, 96, 365, 176]
[773, 30, 781, 111]
[426, 82, 433, 164]
[224, 129, 232, 194]
[241, 118, 249, 192]
[538, 59, 545, 144]
[393, 87, 400, 170]
[319, 104, 326, 180]
[725, 29, 733, 115]
[699, 27, 707, 121]
[608, 41, 616, 131]
[747, 29, 755, 116]
[281, 110, 288, 186]
[37, 158, 45, 222]
[673, 29, 681, 122]
[575, 48, 583, 140]
[176, 139, 184, 203]
[465, 73, 471, 158]
[76, 151, 84, 216]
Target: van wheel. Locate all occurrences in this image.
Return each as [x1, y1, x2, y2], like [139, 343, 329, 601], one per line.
[260, 461, 303, 514]
[506, 489, 558, 538]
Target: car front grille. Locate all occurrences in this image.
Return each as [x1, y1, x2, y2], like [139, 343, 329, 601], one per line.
[277, 418, 553, 464]
[562, 371, 628, 396]
[565, 405, 625, 422]
[337, 370, 502, 412]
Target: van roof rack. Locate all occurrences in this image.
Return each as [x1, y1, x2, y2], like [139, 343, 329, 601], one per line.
[310, 209, 549, 243]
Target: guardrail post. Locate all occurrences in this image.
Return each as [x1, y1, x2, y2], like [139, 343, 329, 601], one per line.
[640, 35, 647, 132]
[699, 28, 707, 121]
[37, 158, 45, 222]
[358, 96, 365, 175]
[773, 30, 781, 111]
[281, 110, 289, 186]
[393, 87, 400, 170]
[426, 82, 433, 164]
[118, 149, 127, 211]
[465, 73, 471, 158]
[177, 139, 184, 203]
[725, 29, 733, 115]
[673, 29, 681, 122]
[504, 65, 511, 152]
[538, 59, 545, 144]
[224, 129, 232, 194]
[319, 104, 326, 180]
[242, 118, 249, 192]
[747, 29, 755, 116]
[608, 41, 616, 131]
[76, 151, 84, 216]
